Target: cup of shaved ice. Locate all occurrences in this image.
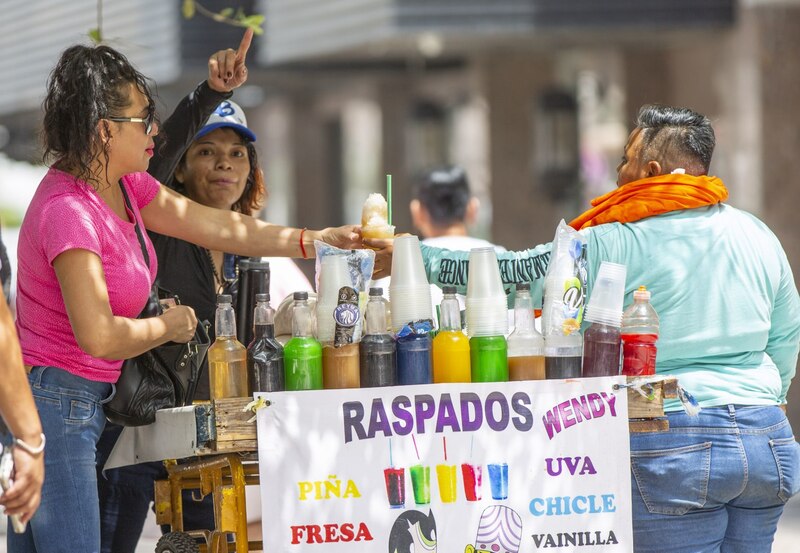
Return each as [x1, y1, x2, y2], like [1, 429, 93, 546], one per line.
[361, 193, 395, 241]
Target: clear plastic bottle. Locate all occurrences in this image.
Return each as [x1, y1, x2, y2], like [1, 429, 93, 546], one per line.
[621, 286, 660, 376]
[284, 292, 323, 390]
[507, 283, 545, 380]
[208, 294, 248, 399]
[247, 293, 284, 392]
[433, 286, 471, 383]
[359, 288, 397, 387]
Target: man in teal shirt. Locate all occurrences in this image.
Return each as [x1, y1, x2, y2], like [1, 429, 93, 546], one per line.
[369, 104, 800, 552]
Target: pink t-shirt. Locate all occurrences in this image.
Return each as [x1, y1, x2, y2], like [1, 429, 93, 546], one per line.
[16, 168, 161, 382]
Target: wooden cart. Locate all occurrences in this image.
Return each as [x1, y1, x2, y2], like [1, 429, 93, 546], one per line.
[150, 377, 678, 553]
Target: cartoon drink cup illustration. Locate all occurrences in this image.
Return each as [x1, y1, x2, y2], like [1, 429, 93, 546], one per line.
[461, 463, 482, 501]
[488, 462, 509, 500]
[409, 464, 431, 505]
[436, 464, 457, 503]
[383, 467, 405, 508]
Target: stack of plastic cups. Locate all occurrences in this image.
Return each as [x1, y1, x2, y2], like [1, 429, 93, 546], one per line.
[315, 255, 352, 344]
[389, 236, 434, 332]
[582, 262, 626, 378]
[466, 248, 509, 382]
[389, 236, 433, 384]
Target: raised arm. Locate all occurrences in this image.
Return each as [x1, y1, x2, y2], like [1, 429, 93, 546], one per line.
[149, 28, 253, 184]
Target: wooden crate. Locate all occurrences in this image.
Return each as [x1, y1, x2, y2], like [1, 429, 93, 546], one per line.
[627, 377, 677, 433]
[203, 377, 677, 451]
[209, 397, 258, 453]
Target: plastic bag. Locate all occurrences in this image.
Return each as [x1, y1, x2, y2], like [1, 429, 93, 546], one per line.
[541, 220, 587, 337]
[314, 241, 376, 343]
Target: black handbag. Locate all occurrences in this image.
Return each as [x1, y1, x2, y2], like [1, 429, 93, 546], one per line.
[104, 182, 210, 427]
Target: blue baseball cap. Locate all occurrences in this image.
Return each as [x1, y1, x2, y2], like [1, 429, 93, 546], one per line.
[195, 100, 256, 142]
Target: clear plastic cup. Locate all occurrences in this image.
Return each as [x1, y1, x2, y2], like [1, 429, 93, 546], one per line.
[467, 248, 505, 300]
[362, 224, 396, 241]
[389, 286, 433, 332]
[390, 236, 430, 288]
[316, 255, 352, 343]
[317, 255, 351, 301]
[390, 236, 433, 329]
[584, 261, 627, 327]
[466, 289, 508, 337]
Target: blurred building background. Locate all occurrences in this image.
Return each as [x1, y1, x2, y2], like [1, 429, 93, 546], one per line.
[1, 0, 800, 425]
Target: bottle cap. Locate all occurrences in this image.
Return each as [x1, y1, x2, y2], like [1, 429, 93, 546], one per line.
[237, 258, 270, 271]
[369, 287, 384, 296]
[293, 291, 308, 301]
[255, 293, 270, 302]
[633, 285, 651, 301]
[217, 294, 232, 304]
[442, 285, 457, 295]
[516, 282, 531, 291]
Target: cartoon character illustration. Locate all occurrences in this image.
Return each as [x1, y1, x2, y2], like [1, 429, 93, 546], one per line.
[388, 509, 437, 553]
[465, 505, 523, 553]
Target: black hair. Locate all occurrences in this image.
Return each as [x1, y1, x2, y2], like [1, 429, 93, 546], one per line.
[413, 165, 471, 227]
[42, 44, 156, 187]
[635, 104, 715, 174]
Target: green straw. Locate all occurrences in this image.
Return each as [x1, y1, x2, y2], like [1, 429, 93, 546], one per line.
[386, 174, 392, 226]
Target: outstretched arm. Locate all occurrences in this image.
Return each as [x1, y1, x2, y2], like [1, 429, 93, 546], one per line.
[142, 185, 361, 258]
[366, 236, 553, 307]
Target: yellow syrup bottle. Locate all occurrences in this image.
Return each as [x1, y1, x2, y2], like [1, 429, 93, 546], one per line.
[432, 286, 471, 383]
[208, 294, 248, 399]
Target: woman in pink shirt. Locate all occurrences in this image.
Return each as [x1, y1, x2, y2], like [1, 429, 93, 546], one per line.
[13, 35, 358, 553]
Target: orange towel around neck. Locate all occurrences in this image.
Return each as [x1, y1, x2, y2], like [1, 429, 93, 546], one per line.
[569, 174, 729, 230]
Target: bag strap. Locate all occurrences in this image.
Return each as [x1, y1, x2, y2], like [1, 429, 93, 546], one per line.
[118, 180, 150, 268]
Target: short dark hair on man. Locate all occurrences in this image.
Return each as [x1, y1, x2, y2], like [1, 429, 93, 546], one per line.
[414, 166, 471, 227]
[635, 104, 715, 174]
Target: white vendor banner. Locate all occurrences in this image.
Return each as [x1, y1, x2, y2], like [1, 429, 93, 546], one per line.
[257, 376, 632, 552]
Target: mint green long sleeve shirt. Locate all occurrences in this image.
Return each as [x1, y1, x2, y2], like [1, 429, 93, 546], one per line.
[421, 204, 800, 409]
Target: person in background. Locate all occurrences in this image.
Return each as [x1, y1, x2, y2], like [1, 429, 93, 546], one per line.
[368, 104, 800, 552]
[410, 165, 502, 253]
[0, 262, 44, 528]
[97, 99, 312, 553]
[13, 33, 358, 552]
[410, 165, 505, 309]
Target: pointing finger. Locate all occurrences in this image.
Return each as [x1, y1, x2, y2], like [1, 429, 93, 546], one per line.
[236, 27, 254, 61]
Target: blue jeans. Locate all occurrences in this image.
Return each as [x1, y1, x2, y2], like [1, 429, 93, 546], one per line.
[96, 424, 215, 553]
[630, 405, 800, 553]
[8, 367, 113, 553]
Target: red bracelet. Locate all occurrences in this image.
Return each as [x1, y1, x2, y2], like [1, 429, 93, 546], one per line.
[299, 228, 308, 259]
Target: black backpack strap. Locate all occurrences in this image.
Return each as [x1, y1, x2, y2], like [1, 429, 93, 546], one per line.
[118, 180, 150, 268]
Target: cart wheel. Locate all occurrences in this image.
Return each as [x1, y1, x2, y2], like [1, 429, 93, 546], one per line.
[155, 532, 200, 553]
